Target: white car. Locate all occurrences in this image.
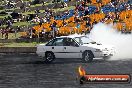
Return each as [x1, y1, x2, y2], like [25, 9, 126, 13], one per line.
[36, 35, 115, 63]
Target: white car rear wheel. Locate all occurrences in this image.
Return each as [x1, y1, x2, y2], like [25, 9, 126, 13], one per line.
[45, 52, 55, 63]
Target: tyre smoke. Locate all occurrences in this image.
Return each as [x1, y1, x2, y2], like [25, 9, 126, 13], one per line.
[89, 23, 132, 60]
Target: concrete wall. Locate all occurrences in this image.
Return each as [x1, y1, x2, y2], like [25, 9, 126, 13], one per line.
[0, 47, 36, 53]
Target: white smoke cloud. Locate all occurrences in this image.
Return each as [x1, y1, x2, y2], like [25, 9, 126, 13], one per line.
[89, 23, 132, 60]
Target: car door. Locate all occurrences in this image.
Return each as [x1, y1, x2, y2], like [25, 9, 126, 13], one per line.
[45, 38, 66, 58]
[63, 38, 82, 58]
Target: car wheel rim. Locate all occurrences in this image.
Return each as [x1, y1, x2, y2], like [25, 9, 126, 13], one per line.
[84, 52, 90, 61]
[47, 53, 53, 61]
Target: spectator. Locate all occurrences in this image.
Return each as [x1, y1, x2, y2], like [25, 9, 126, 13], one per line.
[76, 22, 80, 29]
[96, 0, 102, 3]
[86, 0, 91, 4]
[95, 7, 100, 13]
[126, 4, 131, 10]
[5, 29, 8, 39]
[84, 7, 89, 15]
[20, 2, 25, 10]
[86, 20, 91, 30]
[6, 20, 12, 28]
[0, 21, 1, 26]
[33, 0, 40, 4]
[63, 20, 67, 26]
[42, 17, 47, 23]
[1, 29, 5, 39]
[61, 1, 65, 8]
[42, 1, 45, 7]
[51, 21, 57, 37]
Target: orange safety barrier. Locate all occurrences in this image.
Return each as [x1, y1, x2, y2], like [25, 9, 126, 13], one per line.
[33, 25, 42, 32]
[125, 21, 132, 31]
[42, 23, 50, 29]
[67, 16, 75, 23]
[89, 13, 105, 22]
[116, 22, 123, 31]
[50, 17, 55, 24]
[56, 20, 63, 27]
[58, 27, 70, 35]
[68, 22, 76, 27]
[119, 11, 126, 20]
[102, 0, 111, 5]
[91, 0, 97, 4]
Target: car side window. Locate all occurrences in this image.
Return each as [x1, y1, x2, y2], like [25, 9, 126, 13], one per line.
[46, 39, 56, 46]
[74, 37, 80, 43]
[63, 38, 79, 47]
[52, 38, 64, 46]
[71, 39, 79, 47]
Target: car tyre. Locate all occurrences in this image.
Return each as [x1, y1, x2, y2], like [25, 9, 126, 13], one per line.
[44, 52, 55, 63]
[82, 51, 94, 63]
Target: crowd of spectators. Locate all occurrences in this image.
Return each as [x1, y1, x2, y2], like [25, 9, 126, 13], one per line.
[31, 0, 131, 39]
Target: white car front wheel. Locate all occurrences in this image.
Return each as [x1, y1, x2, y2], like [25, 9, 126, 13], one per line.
[82, 51, 94, 63]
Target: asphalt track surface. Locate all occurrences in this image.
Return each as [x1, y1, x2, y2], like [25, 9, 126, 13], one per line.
[0, 54, 132, 88]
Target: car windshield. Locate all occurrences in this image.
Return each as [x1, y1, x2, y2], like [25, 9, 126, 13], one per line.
[74, 36, 96, 44]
